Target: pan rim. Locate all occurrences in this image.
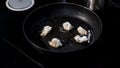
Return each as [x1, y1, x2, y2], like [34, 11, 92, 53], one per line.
[23, 2, 102, 53]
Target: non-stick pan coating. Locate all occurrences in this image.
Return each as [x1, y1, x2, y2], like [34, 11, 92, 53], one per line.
[23, 3, 102, 53]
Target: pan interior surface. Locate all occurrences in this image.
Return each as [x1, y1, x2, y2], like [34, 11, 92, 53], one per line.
[23, 3, 102, 53]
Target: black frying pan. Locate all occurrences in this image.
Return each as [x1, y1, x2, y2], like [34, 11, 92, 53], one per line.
[23, 2, 102, 53]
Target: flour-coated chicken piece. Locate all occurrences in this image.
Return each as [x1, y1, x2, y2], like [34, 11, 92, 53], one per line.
[74, 35, 88, 43]
[40, 26, 52, 37]
[63, 21, 73, 31]
[49, 38, 62, 48]
[77, 26, 88, 35]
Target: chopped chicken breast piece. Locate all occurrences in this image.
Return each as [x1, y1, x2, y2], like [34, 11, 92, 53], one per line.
[74, 35, 88, 43]
[40, 26, 52, 37]
[63, 21, 73, 31]
[77, 26, 88, 35]
[49, 38, 62, 48]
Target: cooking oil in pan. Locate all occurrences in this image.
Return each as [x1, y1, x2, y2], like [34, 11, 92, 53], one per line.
[30, 17, 93, 53]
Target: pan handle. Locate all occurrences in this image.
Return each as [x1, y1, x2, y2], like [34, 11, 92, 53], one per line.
[85, 0, 104, 11]
[58, 0, 104, 11]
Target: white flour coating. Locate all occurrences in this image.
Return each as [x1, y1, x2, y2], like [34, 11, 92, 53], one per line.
[74, 35, 88, 43]
[49, 38, 62, 48]
[63, 21, 73, 31]
[77, 26, 88, 35]
[87, 30, 91, 43]
[40, 26, 52, 37]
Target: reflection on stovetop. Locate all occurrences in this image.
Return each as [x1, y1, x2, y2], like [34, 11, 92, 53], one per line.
[1, 0, 120, 68]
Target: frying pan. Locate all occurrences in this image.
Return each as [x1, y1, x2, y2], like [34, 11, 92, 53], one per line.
[23, 2, 102, 53]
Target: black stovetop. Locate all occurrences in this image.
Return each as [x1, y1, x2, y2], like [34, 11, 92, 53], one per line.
[0, 0, 119, 68]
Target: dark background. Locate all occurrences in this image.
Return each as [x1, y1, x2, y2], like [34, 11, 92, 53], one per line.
[0, 0, 119, 68]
